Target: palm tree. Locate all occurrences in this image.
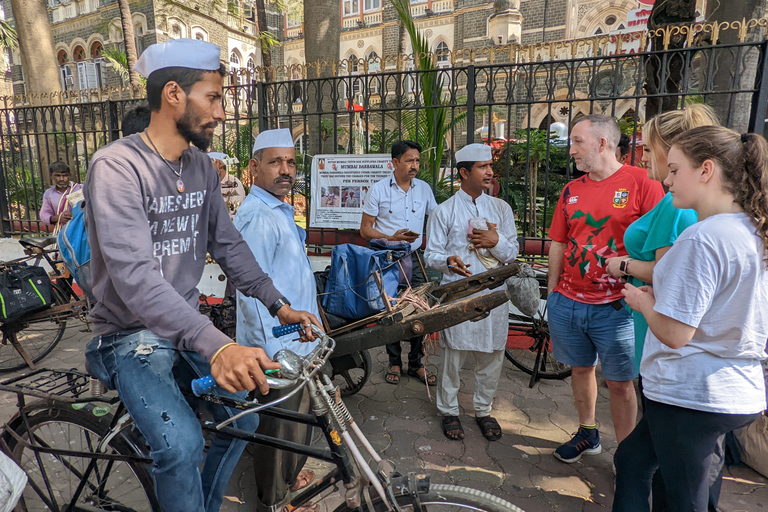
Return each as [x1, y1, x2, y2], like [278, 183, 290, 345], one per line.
[8, 0, 61, 98]
[0, 20, 18, 49]
[117, 0, 141, 89]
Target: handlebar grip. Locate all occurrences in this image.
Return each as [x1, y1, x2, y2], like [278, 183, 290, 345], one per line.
[191, 375, 217, 397]
[272, 323, 303, 338]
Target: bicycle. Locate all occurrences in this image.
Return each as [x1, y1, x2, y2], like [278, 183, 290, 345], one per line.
[0, 324, 524, 512]
[505, 262, 571, 388]
[0, 236, 91, 373]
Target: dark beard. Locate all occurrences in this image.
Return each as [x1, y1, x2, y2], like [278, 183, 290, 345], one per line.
[177, 107, 216, 152]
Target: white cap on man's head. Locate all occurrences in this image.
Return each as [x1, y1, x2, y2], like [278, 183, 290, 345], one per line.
[134, 39, 222, 77]
[455, 143, 492, 163]
[252, 128, 294, 154]
[207, 152, 228, 161]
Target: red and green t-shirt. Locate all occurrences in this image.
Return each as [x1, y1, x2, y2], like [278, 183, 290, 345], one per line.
[549, 164, 664, 304]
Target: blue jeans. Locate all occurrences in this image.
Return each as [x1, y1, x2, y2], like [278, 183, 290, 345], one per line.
[85, 330, 259, 512]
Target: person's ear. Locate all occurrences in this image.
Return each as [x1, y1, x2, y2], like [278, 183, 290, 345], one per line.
[700, 159, 716, 183]
[163, 81, 185, 111]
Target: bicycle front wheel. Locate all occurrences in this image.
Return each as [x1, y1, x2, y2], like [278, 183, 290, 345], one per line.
[5, 402, 159, 512]
[505, 320, 571, 380]
[0, 285, 69, 373]
[333, 484, 524, 512]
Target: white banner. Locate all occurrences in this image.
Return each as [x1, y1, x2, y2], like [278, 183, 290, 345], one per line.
[309, 154, 393, 229]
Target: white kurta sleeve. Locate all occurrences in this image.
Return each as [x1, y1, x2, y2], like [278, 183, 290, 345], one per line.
[489, 200, 519, 264]
[424, 208, 451, 274]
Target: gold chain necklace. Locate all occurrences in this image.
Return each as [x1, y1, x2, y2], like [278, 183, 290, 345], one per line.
[145, 130, 186, 193]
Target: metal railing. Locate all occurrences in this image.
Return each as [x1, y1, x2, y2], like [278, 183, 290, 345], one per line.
[0, 23, 766, 251]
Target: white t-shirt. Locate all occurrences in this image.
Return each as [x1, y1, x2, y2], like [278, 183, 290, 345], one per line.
[641, 212, 768, 414]
[362, 173, 438, 251]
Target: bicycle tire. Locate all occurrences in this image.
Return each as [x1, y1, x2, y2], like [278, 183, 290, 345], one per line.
[505, 318, 571, 380]
[332, 483, 524, 512]
[4, 402, 159, 512]
[0, 284, 69, 373]
[330, 349, 372, 397]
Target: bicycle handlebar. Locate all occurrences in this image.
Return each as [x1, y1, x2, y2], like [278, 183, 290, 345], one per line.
[191, 323, 328, 397]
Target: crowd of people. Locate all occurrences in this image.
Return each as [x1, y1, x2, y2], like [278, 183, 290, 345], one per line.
[38, 36, 766, 512]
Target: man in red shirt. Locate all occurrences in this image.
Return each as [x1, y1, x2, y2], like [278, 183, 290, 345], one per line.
[547, 115, 664, 463]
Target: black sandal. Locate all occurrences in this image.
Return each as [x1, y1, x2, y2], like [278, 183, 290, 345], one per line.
[476, 416, 502, 441]
[442, 415, 465, 440]
[407, 367, 437, 386]
[385, 366, 401, 385]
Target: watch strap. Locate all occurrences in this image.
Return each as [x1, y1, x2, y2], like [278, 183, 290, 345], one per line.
[268, 296, 291, 317]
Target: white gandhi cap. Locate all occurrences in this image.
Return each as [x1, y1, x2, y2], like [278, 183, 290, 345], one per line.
[252, 128, 294, 154]
[134, 39, 222, 77]
[455, 143, 493, 163]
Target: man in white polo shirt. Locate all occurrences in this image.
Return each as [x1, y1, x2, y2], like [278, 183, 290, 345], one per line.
[360, 140, 438, 385]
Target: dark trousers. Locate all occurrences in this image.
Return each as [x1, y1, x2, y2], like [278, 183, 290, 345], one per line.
[613, 398, 760, 512]
[387, 251, 427, 369]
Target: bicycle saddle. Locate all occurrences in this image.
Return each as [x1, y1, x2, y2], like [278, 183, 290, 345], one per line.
[19, 237, 58, 250]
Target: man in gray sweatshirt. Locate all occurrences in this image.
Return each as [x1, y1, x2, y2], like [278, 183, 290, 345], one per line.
[83, 39, 320, 512]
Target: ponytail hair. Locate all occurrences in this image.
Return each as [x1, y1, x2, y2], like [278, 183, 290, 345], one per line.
[671, 126, 768, 261]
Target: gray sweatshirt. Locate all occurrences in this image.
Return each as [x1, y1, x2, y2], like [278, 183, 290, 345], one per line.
[84, 134, 282, 360]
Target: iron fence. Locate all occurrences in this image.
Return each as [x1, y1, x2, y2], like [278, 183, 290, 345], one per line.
[1, 25, 767, 255]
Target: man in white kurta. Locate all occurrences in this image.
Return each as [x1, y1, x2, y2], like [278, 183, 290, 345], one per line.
[235, 129, 318, 508]
[425, 143, 519, 441]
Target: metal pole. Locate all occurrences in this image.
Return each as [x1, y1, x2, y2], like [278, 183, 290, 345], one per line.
[748, 40, 768, 136]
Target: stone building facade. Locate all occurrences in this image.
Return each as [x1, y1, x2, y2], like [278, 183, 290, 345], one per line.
[2, 0, 265, 97]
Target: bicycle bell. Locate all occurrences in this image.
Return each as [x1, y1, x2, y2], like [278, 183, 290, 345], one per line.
[273, 349, 303, 380]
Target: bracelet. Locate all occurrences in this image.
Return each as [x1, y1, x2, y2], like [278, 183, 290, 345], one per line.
[210, 342, 237, 365]
[268, 296, 291, 317]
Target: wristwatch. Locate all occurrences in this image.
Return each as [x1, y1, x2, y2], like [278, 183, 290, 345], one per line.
[619, 259, 631, 276]
[268, 296, 291, 317]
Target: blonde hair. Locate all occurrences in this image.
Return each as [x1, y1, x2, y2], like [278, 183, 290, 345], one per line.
[672, 127, 768, 261]
[644, 104, 720, 180]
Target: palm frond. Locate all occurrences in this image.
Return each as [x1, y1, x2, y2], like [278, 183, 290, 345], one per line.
[0, 20, 18, 49]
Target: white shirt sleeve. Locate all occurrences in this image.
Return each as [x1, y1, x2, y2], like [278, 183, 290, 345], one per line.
[426, 189, 438, 215]
[489, 200, 520, 263]
[653, 238, 719, 328]
[361, 183, 381, 217]
[424, 207, 450, 274]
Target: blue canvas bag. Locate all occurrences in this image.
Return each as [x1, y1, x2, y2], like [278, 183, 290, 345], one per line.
[322, 244, 401, 320]
[57, 200, 95, 301]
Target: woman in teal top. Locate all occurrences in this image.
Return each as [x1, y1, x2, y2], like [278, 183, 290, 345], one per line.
[606, 104, 718, 370]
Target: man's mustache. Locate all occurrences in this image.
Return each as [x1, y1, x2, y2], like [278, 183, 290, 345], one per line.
[274, 175, 294, 184]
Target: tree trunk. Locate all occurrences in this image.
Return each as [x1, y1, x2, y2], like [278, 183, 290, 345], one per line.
[304, 0, 340, 154]
[705, 0, 767, 131]
[9, 0, 60, 99]
[255, 0, 272, 80]
[643, 0, 696, 120]
[398, 20, 407, 55]
[118, 0, 141, 90]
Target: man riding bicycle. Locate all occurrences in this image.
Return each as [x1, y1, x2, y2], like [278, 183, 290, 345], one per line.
[83, 39, 320, 512]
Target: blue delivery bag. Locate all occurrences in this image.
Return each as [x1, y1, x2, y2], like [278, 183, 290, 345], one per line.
[322, 244, 401, 320]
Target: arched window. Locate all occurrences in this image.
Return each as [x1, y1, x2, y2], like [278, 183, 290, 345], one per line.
[346, 53, 359, 74]
[367, 50, 379, 72]
[57, 49, 68, 66]
[73, 45, 86, 62]
[90, 41, 102, 59]
[593, 27, 603, 35]
[247, 56, 256, 71]
[230, 51, 242, 85]
[230, 52, 240, 66]
[435, 41, 449, 65]
[170, 24, 182, 39]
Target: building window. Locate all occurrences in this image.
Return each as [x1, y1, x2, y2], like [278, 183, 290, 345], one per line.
[60, 64, 74, 91]
[57, 49, 68, 66]
[247, 56, 256, 71]
[134, 23, 145, 55]
[230, 51, 241, 85]
[364, 0, 380, 11]
[73, 45, 86, 62]
[435, 41, 449, 65]
[170, 24, 182, 39]
[286, 10, 302, 28]
[343, 0, 359, 17]
[77, 60, 104, 90]
[295, 133, 309, 154]
[367, 50, 379, 72]
[90, 41, 102, 59]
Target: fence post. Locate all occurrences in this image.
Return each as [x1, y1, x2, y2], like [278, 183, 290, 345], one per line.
[466, 65, 475, 144]
[256, 82, 268, 132]
[748, 40, 768, 136]
[106, 100, 120, 143]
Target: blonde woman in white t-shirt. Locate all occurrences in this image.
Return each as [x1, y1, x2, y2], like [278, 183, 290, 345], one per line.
[614, 126, 768, 512]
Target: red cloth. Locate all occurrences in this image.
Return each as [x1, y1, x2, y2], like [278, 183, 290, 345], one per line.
[549, 164, 663, 304]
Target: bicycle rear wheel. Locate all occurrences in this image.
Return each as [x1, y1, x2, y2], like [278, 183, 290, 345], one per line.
[505, 316, 571, 380]
[330, 350, 372, 397]
[5, 402, 158, 512]
[0, 285, 69, 373]
[332, 483, 524, 512]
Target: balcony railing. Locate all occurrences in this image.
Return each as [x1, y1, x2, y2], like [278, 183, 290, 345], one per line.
[286, 25, 303, 38]
[363, 11, 382, 24]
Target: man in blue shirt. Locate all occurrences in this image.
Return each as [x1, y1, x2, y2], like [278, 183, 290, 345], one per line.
[235, 128, 319, 508]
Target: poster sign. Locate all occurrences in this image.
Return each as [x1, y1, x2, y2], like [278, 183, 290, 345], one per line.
[309, 154, 393, 229]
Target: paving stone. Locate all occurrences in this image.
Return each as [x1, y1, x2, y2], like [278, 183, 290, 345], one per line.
[418, 451, 454, 472]
[413, 434, 465, 458]
[514, 395, 559, 430]
[381, 428, 420, 459]
[448, 463, 505, 487]
[384, 413, 430, 434]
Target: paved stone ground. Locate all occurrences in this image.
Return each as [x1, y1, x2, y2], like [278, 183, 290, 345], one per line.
[1, 326, 766, 512]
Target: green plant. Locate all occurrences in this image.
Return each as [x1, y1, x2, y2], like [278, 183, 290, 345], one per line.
[102, 47, 147, 85]
[0, 20, 18, 49]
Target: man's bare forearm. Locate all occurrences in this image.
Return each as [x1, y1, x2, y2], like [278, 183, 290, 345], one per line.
[548, 241, 566, 293]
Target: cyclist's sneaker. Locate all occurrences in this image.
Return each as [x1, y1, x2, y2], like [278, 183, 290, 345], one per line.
[554, 427, 601, 463]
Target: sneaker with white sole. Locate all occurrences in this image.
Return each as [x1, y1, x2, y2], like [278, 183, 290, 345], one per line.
[554, 427, 602, 463]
